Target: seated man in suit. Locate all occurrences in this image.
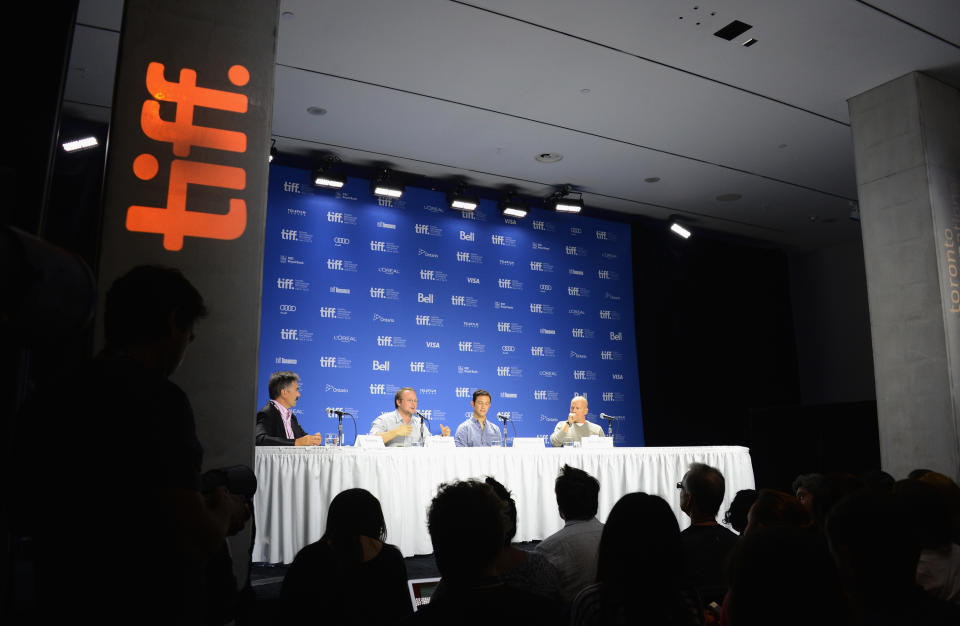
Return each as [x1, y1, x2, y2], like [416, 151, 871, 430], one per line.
[255, 371, 323, 446]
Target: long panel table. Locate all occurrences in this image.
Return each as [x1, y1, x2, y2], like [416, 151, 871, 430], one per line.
[253, 445, 755, 563]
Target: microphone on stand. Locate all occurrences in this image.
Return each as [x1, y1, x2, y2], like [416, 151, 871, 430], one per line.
[496, 413, 510, 447]
[325, 408, 353, 446]
[415, 410, 430, 443]
[599, 412, 615, 438]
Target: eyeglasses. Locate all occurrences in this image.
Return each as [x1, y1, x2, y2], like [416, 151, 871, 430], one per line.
[676, 482, 685, 491]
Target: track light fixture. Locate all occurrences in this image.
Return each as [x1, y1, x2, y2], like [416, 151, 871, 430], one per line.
[311, 155, 346, 189]
[371, 168, 404, 198]
[547, 185, 583, 214]
[448, 182, 478, 211]
[668, 216, 692, 239]
[499, 192, 528, 218]
[62, 136, 98, 152]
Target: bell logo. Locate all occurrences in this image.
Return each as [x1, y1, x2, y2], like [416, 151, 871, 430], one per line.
[459, 341, 473, 352]
[530, 346, 544, 356]
[319, 356, 336, 367]
[410, 361, 426, 373]
[277, 278, 294, 289]
[610, 331, 623, 341]
[370, 288, 386, 299]
[327, 259, 344, 270]
[377, 336, 393, 347]
[280, 329, 297, 340]
[530, 304, 543, 313]
[456, 251, 470, 262]
[370, 240, 386, 252]
[416, 315, 431, 326]
[373, 360, 390, 371]
[369, 383, 386, 395]
[459, 231, 475, 241]
[451, 295, 466, 306]
[417, 292, 434, 303]
[455, 387, 470, 398]
[491, 235, 505, 245]
[598, 270, 610, 279]
[415, 224, 430, 234]
[497, 366, 511, 377]
[420, 270, 435, 280]
[530, 261, 543, 271]
[319, 307, 335, 318]
[327, 212, 344, 223]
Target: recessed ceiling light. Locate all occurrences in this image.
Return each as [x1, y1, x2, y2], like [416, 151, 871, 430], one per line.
[715, 193, 742, 202]
[307, 106, 327, 116]
[535, 153, 563, 163]
[714, 20, 753, 41]
[580, 88, 591, 94]
[644, 177, 661, 183]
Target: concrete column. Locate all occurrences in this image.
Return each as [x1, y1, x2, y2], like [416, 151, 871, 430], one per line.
[849, 72, 960, 482]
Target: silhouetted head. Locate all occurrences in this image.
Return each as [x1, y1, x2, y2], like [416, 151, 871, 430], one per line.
[597, 492, 682, 589]
[104, 265, 207, 376]
[680, 462, 726, 521]
[791, 473, 823, 516]
[724, 489, 758, 534]
[428, 480, 504, 584]
[555, 464, 600, 521]
[322, 488, 386, 546]
[744, 489, 811, 535]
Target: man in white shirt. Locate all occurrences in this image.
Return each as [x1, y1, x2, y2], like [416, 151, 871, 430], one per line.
[549, 395, 604, 447]
[535, 464, 604, 599]
[369, 387, 450, 446]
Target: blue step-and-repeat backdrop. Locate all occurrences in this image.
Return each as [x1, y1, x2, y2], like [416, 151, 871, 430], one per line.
[257, 165, 643, 446]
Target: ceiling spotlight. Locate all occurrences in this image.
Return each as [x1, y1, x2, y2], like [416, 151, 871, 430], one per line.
[269, 139, 277, 163]
[448, 182, 478, 211]
[499, 193, 528, 218]
[312, 155, 346, 189]
[62, 136, 98, 152]
[669, 221, 692, 239]
[547, 185, 583, 214]
[371, 169, 404, 198]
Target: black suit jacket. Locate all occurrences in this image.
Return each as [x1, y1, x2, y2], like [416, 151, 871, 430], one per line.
[255, 402, 308, 446]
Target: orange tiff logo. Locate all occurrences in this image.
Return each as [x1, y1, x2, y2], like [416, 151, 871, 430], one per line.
[126, 62, 250, 250]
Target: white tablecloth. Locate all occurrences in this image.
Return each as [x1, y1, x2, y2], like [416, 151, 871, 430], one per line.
[253, 445, 755, 563]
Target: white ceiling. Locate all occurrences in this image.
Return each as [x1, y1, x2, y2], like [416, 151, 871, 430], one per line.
[64, 0, 960, 250]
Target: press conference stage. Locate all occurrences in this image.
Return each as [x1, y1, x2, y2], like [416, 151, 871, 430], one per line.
[252, 444, 755, 562]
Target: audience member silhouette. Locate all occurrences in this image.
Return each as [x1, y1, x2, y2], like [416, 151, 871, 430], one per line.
[742, 489, 811, 535]
[410, 480, 563, 625]
[918, 471, 960, 545]
[678, 462, 738, 606]
[281, 488, 411, 625]
[893, 478, 960, 603]
[726, 525, 850, 626]
[571, 492, 702, 626]
[36, 265, 247, 624]
[723, 489, 757, 535]
[535, 464, 605, 600]
[791, 473, 823, 517]
[811, 472, 862, 530]
[826, 489, 960, 625]
[483, 477, 563, 601]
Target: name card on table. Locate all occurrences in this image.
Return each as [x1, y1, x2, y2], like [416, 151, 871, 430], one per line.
[580, 436, 613, 449]
[354, 435, 385, 449]
[425, 436, 456, 449]
[512, 437, 545, 449]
